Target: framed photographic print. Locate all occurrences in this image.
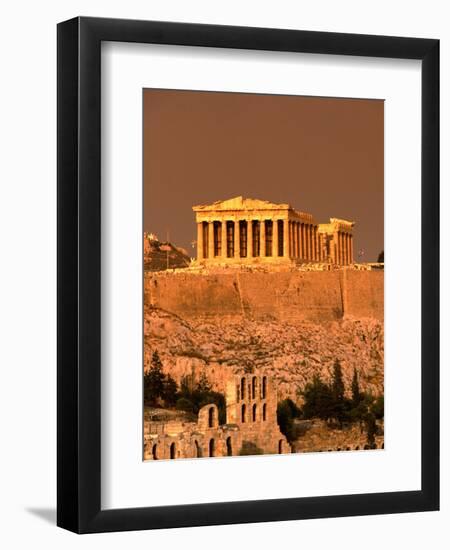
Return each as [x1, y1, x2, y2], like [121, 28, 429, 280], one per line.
[57, 17, 439, 533]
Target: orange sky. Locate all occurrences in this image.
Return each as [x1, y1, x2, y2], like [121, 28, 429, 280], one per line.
[143, 89, 384, 262]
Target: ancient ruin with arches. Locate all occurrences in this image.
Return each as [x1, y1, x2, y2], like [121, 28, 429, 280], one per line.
[144, 373, 290, 460]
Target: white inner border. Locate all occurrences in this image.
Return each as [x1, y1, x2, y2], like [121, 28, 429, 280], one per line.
[101, 42, 422, 510]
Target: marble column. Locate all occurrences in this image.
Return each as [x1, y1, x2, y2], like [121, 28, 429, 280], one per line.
[332, 232, 338, 264]
[273, 219, 279, 257]
[221, 220, 227, 258]
[308, 225, 312, 260]
[296, 223, 301, 257]
[350, 235, 354, 264]
[292, 222, 296, 258]
[312, 226, 316, 261]
[343, 233, 346, 265]
[301, 223, 305, 260]
[314, 227, 318, 261]
[208, 221, 214, 259]
[197, 222, 204, 260]
[247, 220, 253, 258]
[345, 233, 349, 265]
[336, 231, 341, 265]
[293, 222, 298, 258]
[234, 220, 240, 258]
[260, 220, 266, 257]
[283, 219, 289, 258]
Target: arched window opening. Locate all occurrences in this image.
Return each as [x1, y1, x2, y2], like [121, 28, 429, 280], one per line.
[209, 438, 215, 457]
[194, 440, 201, 458]
[262, 403, 267, 421]
[208, 407, 214, 428]
[226, 437, 232, 457]
[170, 442, 176, 459]
[278, 440, 283, 454]
[252, 377, 257, 399]
[241, 404, 246, 423]
[241, 377, 246, 400]
[152, 443, 158, 460]
[355, 446, 359, 450]
[252, 403, 257, 422]
[262, 377, 267, 399]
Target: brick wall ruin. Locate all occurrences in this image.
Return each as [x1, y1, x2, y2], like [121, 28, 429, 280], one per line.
[144, 374, 290, 461]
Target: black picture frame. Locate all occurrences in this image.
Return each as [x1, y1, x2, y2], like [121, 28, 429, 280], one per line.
[57, 16, 439, 534]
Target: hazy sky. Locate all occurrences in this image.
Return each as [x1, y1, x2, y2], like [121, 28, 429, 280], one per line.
[144, 89, 384, 262]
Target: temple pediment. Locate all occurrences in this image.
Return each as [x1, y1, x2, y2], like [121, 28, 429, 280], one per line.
[193, 196, 290, 212]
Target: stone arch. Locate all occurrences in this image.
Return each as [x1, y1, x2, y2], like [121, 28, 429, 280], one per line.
[262, 403, 267, 421]
[226, 436, 232, 457]
[241, 403, 246, 423]
[198, 403, 218, 430]
[262, 376, 267, 399]
[208, 406, 215, 428]
[209, 438, 215, 457]
[252, 403, 257, 422]
[241, 377, 246, 400]
[252, 376, 257, 399]
[152, 443, 158, 460]
[170, 442, 176, 459]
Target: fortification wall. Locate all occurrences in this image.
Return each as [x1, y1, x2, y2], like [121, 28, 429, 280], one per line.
[144, 269, 383, 322]
[340, 269, 384, 320]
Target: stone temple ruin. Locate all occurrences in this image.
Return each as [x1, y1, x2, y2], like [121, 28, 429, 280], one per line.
[193, 196, 354, 266]
[144, 373, 290, 460]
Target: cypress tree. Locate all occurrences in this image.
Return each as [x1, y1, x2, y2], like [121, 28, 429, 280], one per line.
[144, 350, 165, 406]
[351, 368, 361, 406]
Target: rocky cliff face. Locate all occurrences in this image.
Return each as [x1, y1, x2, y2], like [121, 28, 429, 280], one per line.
[144, 304, 384, 404]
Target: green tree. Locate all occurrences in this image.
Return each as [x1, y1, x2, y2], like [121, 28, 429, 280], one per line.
[366, 413, 377, 449]
[331, 360, 347, 424]
[277, 399, 300, 443]
[143, 350, 165, 406]
[331, 360, 345, 402]
[371, 395, 384, 420]
[175, 397, 195, 414]
[301, 374, 334, 421]
[197, 371, 212, 394]
[162, 374, 178, 407]
[177, 373, 227, 425]
[351, 368, 361, 406]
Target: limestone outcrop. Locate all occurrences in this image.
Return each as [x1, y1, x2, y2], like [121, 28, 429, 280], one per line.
[144, 305, 384, 404]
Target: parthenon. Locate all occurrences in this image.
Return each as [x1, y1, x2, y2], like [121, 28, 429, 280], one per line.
[193, 196, 354, 266]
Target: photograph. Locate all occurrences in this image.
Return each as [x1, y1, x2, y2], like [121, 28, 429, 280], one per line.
[142, 89, 385, 461]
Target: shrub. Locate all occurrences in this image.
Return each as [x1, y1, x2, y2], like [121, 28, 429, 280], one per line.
[239, 441, 264, 456]
[175, 397, 195, 413]
[277, 399, 301, 443]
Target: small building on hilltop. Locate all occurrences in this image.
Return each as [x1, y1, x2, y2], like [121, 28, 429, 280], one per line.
[144, 373, 290, 460]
